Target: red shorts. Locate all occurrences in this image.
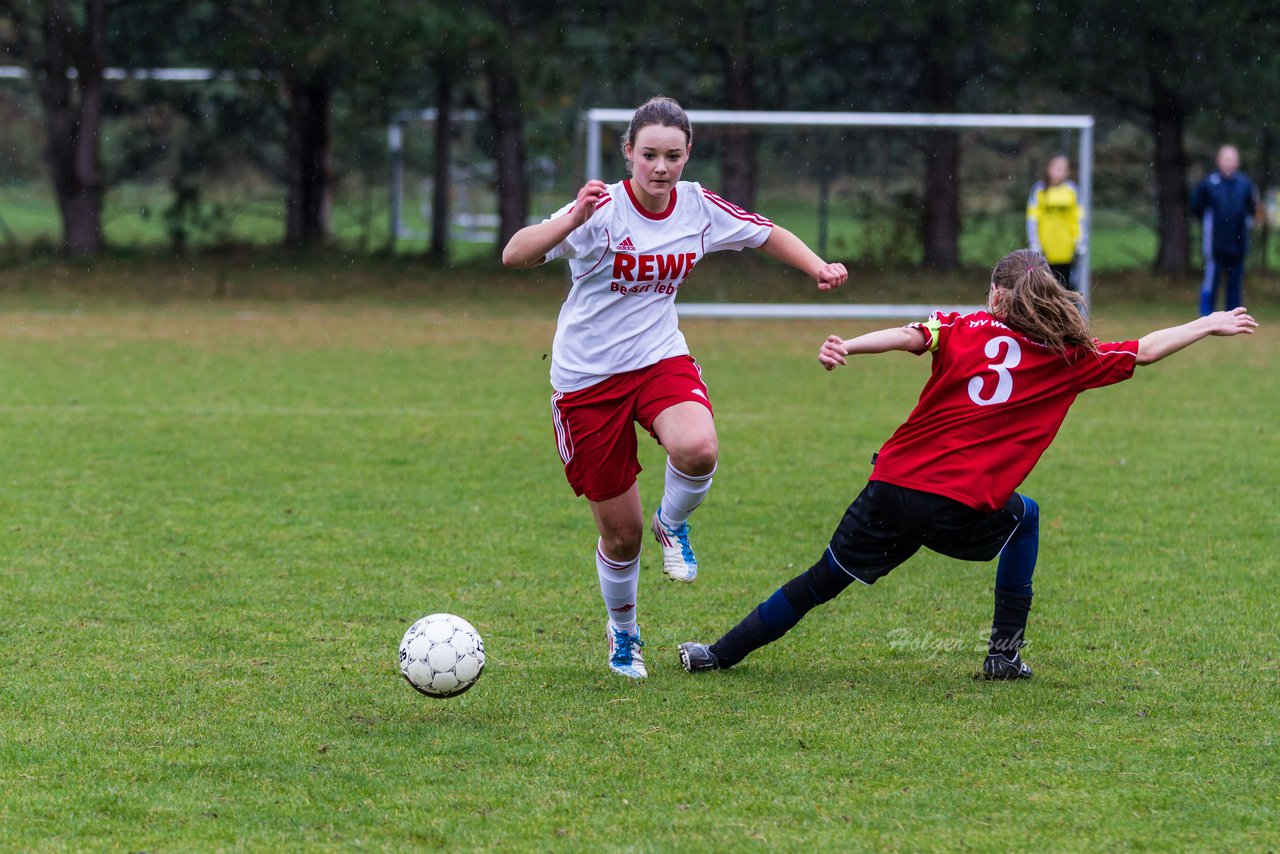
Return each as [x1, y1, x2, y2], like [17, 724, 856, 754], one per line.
[550, 355, 713, 502]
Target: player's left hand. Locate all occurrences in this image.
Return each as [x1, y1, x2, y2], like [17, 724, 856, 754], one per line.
[1205, 306, 1258, 336]
[816, 262, 847, 291]
[819, 335, 848, 370]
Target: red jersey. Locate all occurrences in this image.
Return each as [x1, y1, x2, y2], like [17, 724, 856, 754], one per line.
[870, 311, 1139, 512]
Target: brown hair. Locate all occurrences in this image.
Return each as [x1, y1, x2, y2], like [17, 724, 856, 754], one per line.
[621, 96, 692, 171]
[988, 249, 1096, 353]
[1044, 153, 1070, 185]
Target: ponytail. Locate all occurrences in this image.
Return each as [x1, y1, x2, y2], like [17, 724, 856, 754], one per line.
[988, 249, 1096, 353]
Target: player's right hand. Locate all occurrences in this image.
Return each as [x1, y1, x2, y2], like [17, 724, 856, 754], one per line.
[571, 180, 609, 226]
[819, 335, 848, 371]
[816, 262, 848, 291]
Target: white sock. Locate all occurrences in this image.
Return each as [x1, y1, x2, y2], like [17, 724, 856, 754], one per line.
[659, 459, 715, 527]
[596, 540, 640, 633]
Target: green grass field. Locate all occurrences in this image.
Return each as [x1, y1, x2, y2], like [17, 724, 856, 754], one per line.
[0, 259, 1276, 851]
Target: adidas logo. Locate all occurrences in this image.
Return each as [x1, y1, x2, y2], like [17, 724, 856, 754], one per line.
[616, 236, 636, 252]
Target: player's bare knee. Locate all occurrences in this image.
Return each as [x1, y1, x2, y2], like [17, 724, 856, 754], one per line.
[671, 435, 718, 476]
[601, 525, 643, 560]
[606, 538, 642, 562]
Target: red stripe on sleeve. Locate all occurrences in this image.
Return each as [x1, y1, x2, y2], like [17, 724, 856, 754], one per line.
[565, 194, 611, 216]
[702, 189, 773, 226]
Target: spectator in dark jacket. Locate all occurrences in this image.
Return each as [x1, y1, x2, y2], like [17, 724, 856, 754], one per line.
[1192, 145, 1261, 316]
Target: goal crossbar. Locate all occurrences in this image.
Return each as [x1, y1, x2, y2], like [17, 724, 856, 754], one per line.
[584, 108, 1093, 131]
[583, 109, 1095, 314]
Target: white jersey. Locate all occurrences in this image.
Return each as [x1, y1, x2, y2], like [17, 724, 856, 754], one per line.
[543, 179, 773, 392]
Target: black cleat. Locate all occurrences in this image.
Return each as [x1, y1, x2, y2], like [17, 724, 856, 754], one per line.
[678, 642, 720, 673]
[983, 652, 1033, 680]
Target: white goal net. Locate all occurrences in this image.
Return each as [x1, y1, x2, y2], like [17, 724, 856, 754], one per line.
[582, 109, 1095, 318]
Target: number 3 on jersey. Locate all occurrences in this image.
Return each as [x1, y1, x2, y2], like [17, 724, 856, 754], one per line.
[967, 336, 1022, 406]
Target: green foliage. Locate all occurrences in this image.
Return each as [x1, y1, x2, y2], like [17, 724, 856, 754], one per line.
[2, 2, 1278, 264]
[0, 179, 1193, 271]
[0, 265, 1276, 849]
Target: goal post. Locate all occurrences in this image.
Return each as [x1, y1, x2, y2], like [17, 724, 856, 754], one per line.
[388, 107, 557, 250]
[582, 109, 1095, 318]
[387, 108, 489, 248]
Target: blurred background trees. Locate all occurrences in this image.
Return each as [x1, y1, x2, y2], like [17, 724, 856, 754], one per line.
[0, 0, 1274, 274]
[4, 0, 109, 255]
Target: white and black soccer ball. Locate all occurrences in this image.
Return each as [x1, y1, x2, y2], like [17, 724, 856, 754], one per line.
[399, 613, 485, 698]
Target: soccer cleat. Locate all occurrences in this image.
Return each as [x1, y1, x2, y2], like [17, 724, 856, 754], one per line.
[608, 624, 647, 679]
[983, 652, 1033, 680]
[651, 508, 698, 583]
[678, 642, 720, 673]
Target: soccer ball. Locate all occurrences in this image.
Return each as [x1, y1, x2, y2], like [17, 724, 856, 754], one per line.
[399, 613, 485, 698]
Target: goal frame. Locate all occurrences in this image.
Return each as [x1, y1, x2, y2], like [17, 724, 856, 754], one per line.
[387, 108, 487, 247]
[582, 108, 1095, 318]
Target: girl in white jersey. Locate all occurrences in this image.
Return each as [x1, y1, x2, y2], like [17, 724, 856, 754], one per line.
[503, 96, 847, 679]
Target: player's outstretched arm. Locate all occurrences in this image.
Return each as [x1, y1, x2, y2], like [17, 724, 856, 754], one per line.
[501, 180, 608, 268]
[759, 225, 848, 291]
[1135, 307, 1258, 366]
[819, 327, 929, 370]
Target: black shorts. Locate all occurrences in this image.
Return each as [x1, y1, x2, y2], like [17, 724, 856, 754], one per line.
[826, 481, 1027, 585]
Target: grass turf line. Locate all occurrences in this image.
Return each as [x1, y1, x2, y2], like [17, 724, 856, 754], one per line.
[0, 289, 1275, 850]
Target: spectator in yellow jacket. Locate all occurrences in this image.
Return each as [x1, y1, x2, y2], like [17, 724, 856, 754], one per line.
[1026, 155, 1085, 291]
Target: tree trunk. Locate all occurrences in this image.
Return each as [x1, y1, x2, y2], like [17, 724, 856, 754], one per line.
[34, 0, 106, 256]
[919, 13, 961, 270]
[1149, 61, 1189, 275]
[284, 72, 332, 247]
[921, 133, 961, 269]
[60, 190, 104, 254]
[718, 17, 758, 210]
[487, 56, 527, 253]
[430, 64, 452, 263]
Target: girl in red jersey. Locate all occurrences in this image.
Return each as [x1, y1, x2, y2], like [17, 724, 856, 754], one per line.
[503, 96, 847, 678]
[679, 248, 1257, 679]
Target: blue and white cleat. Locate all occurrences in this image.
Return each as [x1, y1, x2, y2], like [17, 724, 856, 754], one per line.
[608, 624, 647, 679]
[651, 508, 698, 583]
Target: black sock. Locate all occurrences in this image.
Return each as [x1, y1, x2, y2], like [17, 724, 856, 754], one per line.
[989, 589, 1033, 658]
[710, 552, 854, 668]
